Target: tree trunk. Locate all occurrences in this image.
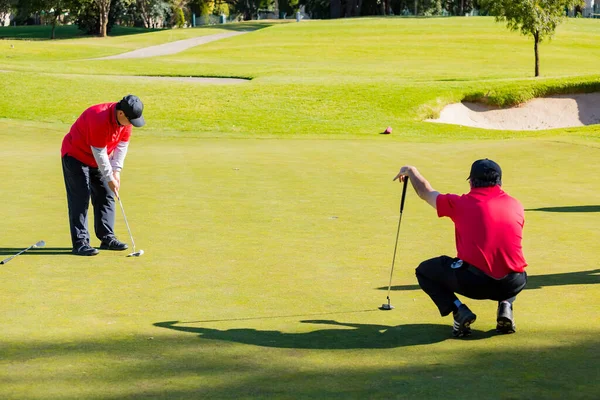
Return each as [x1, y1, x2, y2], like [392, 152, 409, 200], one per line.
[534, 31, 539, 77]
[51, 15, 57, 39]
[137, 0, 150, 28]
[356, 0, 364, 16]
[414, 0, 417, 15]
[96, 0, 110, 37]
[330, 0, 341, 18]
[344, 0, 354, 17]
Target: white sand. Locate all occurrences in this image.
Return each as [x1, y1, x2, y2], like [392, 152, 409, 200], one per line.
[427, 93, 600, 131]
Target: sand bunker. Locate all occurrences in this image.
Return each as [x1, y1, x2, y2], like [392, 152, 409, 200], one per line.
[427, 93, 600, 130]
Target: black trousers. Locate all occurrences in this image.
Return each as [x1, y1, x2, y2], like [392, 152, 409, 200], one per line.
[416, 255, 527, 317]
[62, 155, 116, 248]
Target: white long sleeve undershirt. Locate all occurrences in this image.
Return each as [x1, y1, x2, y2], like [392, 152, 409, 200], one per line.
[91, 141, 129, 182]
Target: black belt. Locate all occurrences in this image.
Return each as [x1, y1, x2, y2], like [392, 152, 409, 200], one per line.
[467, 264, 494, 279]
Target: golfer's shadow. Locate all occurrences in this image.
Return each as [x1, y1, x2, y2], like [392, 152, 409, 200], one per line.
[153, 320, 493, 349]
[0, 247, 72, 256]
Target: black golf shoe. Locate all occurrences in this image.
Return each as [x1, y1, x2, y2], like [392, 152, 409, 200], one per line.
[496, 302, 516, 334]
[100, 237, 128, 251]
[452, 304, 477, 338]
[72, 243, 99, 256]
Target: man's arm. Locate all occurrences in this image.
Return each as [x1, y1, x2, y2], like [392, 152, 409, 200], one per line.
[393, 165, 439, 209]
[91, 146, 119, 196]
[110, 140, 129, 172]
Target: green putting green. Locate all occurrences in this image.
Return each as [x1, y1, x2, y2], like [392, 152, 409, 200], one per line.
[0, 16, 598, 399]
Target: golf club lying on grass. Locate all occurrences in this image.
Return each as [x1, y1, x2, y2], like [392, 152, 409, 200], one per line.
[379, 177, 409, 311]
[116, 195, 144, 257]
[1, 240, 46, 265]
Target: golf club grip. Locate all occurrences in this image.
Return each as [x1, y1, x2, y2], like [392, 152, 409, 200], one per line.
[400, 177, 409, 212]
[1, 255, 15, 264]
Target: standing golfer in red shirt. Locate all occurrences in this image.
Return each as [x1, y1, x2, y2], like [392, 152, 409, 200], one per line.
[393, 159, 527, 337]
[61, 95, 145, 256]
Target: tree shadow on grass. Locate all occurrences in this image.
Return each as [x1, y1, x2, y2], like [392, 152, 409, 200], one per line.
[379, 269, 600, 292]
[0, 22, 275, 41]
[204, 22, 277, 32]
[0, 247, 72, 256]
[0, 25, 161, 40]
[153, 320, 496, 349]
[4, 334, 598, 399]
[526, 205, 600, 212]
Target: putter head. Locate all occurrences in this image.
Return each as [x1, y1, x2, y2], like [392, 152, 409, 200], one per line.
[379, 303, 394, 311]
[127, 249, 144, 257]
[34, 240, 46, 248]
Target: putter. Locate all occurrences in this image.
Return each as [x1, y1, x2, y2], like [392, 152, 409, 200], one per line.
[116, 196, 144, 257]
[1, 240, 46, 265]
[379, 177, 409, 311]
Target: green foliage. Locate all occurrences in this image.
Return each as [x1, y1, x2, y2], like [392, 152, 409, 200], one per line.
[136, 0, 172, 28]
[74, 0, 120, 34]
[0, 0, 16, 19]
[479, 0, 584, 42]
[463, 78, 600, 107]
[298, 0, 328, 18]
[213, 0, 230, 16]
[174, 6, 185, 27]
[444, 0, 475, 15]
[278, 0, 299, 16]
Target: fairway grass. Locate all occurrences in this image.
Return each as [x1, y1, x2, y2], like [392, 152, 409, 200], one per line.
[1, 128, 598, 399]
[0, 17, 599, 399]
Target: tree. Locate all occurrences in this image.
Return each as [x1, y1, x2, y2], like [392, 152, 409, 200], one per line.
[13, 0, 70, 38]
[39, 0, 66, 39]
[0, 0, 17, 25]
[222, 0, 269, 19]
[73, 0, 124, 35]
[137, 0, 171, 27]
[479, 0, 584, 77]
[95, 0, 110, 36]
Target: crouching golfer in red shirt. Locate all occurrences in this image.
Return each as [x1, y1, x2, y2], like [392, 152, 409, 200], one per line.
[394, 159, 527, 337]
[61, 95, 145, 256]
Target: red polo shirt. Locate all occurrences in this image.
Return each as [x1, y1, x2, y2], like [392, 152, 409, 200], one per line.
[61, 102, 132, 167]
[436, 185, 527, 279]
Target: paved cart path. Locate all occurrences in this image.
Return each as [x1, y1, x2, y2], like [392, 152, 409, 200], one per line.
[94, 30, 251, 60]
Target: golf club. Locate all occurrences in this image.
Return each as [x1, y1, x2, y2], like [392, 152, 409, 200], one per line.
[116, 195, 144, 257]
[1, 240, 46, 265]
[379, 177, 409, 311]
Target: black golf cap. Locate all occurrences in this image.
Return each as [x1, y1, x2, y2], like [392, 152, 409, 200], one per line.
[118, 95, 145, 127]
[468, 158, 502, 181]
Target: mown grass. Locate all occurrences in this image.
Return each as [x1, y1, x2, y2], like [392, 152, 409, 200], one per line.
[0, 17, 599, 138]
[0, 16, 599, 400]
[0, 24, 163, 40]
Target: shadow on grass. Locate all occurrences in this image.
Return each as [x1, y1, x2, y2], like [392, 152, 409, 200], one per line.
[0, 25, 161, 40]
[380, 269, 600, 292]
[0, 22, 274, 40]
[153, 320, 495, 349]
[526, 205, 600, 213]
[204, 22, 277, 32]
[0, 247, 72, 256]
[3, 332, 598, 398]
